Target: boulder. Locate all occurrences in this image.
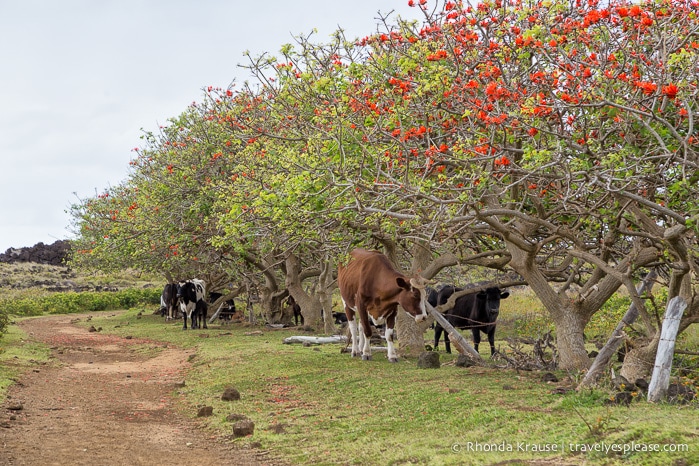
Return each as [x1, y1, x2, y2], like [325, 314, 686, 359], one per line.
[416, 351, 440, 368]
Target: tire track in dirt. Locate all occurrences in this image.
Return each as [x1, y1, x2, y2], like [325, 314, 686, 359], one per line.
[0, 313, 281, 466]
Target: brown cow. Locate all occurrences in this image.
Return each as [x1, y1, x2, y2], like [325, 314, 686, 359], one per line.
[337, 249, 428, 362]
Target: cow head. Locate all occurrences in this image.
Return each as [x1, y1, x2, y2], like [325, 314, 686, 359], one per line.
[175, 281, 192, 300]
[396, 276, 429, 322]
[477, 287, 510, 320]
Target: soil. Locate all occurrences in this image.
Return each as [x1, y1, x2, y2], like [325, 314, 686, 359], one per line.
[0, 314, 283, 466]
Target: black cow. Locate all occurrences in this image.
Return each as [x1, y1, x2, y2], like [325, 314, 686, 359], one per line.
[176, 279, 207, 330]
[286, 295, 303, 326]
[160, 283, 179, 320]
[434, 285, 509, 355]
[426, 286, 439, 308]
[209, 292, 237, 321]
[332, 311, 348, 325]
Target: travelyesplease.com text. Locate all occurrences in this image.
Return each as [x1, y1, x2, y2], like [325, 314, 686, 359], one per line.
[452, 441, 689, 455]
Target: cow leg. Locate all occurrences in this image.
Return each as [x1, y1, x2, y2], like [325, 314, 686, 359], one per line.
[342, 299, 361, 358]
[488, 326, 496, 356]
[472, 328, 481, 353]
[444, 331, 452, 354]
[433, 324, 443, 351]
[356, 309, 374, 361]
[385, 314, 398, 362]
[359, 320, 372, 361]
[200, 301, 208, 329]
[348, 319, 360, 357]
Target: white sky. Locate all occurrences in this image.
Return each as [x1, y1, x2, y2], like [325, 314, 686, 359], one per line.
[0, 0, 424, 252]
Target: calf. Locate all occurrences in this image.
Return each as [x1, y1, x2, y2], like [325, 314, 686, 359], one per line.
[176, 279, 207, 330]
[209, 292, 237, 321]
[286, 295, 303, 326]
[160, 283, 179, 320]
[434, 285, 509, 355]
[338, 249, 428, 362]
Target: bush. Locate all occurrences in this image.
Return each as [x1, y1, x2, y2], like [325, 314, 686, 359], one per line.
[0, 310, 8, 336]
[0, 288, 161, 318]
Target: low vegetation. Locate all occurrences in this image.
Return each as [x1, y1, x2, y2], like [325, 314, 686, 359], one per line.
[2, 283, 696, 465]
[0, 263, 161, 333]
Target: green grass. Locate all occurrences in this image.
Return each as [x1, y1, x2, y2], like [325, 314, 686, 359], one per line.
[1, 283, 697, 465]
[0, 321, 52, 401]
[64, 308, 698, 466]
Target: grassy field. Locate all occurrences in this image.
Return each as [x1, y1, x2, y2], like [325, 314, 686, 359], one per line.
[1, 285, 698, 465]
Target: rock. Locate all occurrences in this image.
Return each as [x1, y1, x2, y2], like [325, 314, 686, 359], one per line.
[667, 384, 695, 404]
[542, 372, 558, 383]
[611, 374, 632, 391]
[197, 406, 213, 417]
[416, 351, 440, 368]
[221, 387, 241, 401]
[6, 403, 23, 411]
[232, 420, 255, 438]
[454, 354, 476, 367]
[606, 391, 633, 406]
[634, 378, 649, 392]
[0, 240, 70, 266]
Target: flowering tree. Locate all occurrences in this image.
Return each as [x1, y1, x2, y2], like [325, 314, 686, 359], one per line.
[70, 0, 699, 370]
[224, 0, 699, 369]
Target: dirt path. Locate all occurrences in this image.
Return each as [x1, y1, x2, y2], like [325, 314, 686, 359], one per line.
[0, 314, 280, 466]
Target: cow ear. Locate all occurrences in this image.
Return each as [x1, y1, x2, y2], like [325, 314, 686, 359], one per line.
[396, 277, 411, 290]
[500, 291, 510, 299]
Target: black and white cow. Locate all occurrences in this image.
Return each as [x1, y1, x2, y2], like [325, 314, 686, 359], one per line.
[160, 283, 179, 320]
[176, 279, 207, 330]
[209, 292, 237, 321]
[434, 285, 509, 355]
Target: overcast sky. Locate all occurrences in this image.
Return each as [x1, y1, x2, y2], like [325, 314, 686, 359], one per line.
[0, 0, 423, 252]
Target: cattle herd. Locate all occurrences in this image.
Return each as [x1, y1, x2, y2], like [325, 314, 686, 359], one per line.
[159, 279, 237, 330]
[160, 249, 510, 360]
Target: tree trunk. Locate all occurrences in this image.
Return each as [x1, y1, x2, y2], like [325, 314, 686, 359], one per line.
[260, 286, 290, 324]
[396, 311, 427, 357]
[619, 334, 660, 382]
[578, 270, 658, 389]
[553, 311, 592, 370]
[396, 240, 432, 357]
[317, 256, 337, 334]
[648, 297, 687, 402]
[285, 253, 323, 328]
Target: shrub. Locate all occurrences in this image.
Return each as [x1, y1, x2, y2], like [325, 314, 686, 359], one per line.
[0, 288, 161, 318]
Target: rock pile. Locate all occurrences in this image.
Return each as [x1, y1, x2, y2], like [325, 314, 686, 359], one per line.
[0, 240, 71, 266]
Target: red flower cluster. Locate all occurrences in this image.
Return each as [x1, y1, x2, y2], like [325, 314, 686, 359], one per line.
[494, 156, 511, 167]
[427, 50, 448, 61]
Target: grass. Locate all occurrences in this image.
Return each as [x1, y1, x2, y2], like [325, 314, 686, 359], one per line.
[52, 306, 699, 466]
[1, 283, 697, 465]
[0, 322, 52, 397]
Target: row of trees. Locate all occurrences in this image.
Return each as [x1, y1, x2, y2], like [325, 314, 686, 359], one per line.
[70, 0, 699, 376]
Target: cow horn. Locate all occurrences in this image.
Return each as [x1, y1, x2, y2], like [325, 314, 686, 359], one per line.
[410, 277, 427, 290]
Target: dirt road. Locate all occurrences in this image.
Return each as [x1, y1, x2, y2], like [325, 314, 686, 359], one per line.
[0, 314, 280, 466]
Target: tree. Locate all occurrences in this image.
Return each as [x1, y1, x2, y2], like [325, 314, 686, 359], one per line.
[69, 0, 699, 371]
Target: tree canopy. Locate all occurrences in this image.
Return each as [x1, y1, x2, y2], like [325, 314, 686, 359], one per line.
[70, 0, 699, 370]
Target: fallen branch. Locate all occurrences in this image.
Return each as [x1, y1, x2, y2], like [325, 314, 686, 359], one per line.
[427, 302, 485, 365]
[282, 335, 347, 345]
